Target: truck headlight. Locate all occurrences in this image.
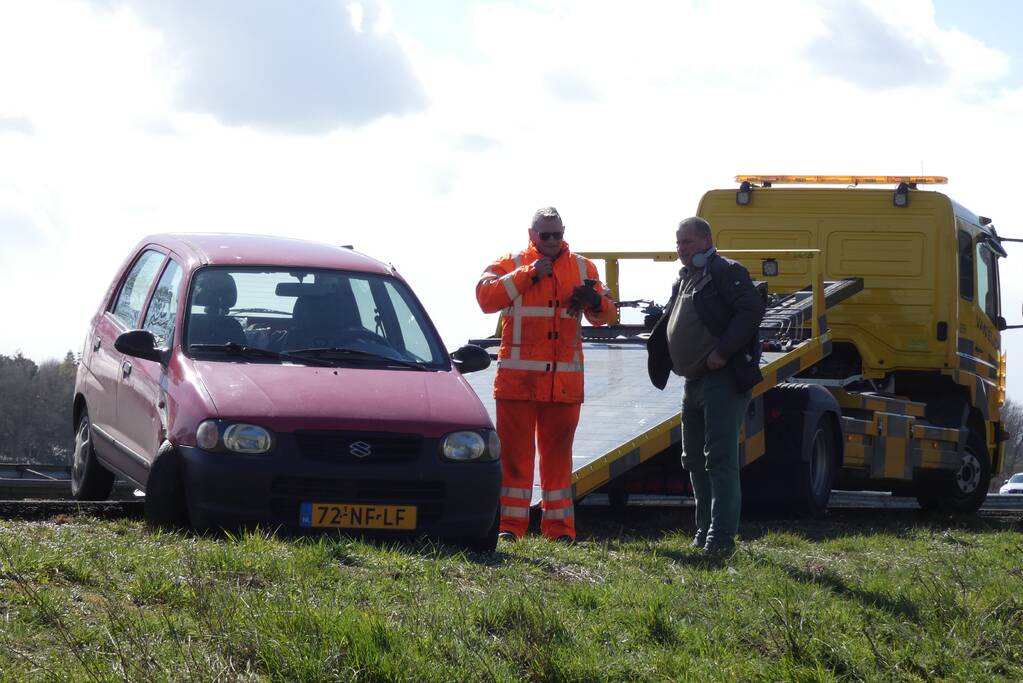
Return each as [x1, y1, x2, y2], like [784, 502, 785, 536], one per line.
[441, 430, 499, 461]
[195, 420, 273, 454]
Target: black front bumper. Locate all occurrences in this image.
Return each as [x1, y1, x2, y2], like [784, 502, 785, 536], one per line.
[178, 433, 500, 538]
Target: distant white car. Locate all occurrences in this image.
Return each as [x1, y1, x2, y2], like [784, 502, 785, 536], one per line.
[999, 473, 1023, 494]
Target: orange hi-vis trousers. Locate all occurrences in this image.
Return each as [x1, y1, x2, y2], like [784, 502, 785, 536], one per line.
[496, 398, 580, 539]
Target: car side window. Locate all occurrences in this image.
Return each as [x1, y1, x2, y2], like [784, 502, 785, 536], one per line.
[112, 250, 166, 328]
[142, 260, 183, 347]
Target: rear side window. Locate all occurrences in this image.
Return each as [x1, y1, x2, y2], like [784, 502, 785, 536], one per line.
[958, 230, 974, 301]
[112, 250, 165, 327]
[143, 260, 183, 347]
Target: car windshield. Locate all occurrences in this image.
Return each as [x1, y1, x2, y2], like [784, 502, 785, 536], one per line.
[184, 267, 447, 369]
[1010, 474, 1023, 484]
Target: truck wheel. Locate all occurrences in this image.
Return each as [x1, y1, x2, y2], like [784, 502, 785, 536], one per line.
[915, 435, 989, 514]
[70, 408, 115, 501]
[144, 442, 190, 529]
[796, 416, 837, 515]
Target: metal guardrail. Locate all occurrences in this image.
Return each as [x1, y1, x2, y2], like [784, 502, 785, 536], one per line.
[0, 464, 138, 500]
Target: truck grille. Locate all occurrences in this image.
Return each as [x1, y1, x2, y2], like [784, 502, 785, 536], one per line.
[294, 430, 423, 462]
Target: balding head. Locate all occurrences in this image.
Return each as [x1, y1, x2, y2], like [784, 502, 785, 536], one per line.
[676, 216, 714, 269]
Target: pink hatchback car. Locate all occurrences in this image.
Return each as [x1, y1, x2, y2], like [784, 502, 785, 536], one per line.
[72, 234, 500, 549]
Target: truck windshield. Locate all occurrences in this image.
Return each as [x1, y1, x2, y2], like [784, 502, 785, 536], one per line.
[184, 267, 447, 369]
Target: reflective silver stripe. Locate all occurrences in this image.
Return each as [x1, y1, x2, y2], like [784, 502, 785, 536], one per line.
[481, 271, 501, 279]
[497, 358, 583, 373]
[501, 486, 532, 499]
[501, 504, 529, 518]
[575, 254, 588, 284]
[498, 358, 551, 372]
[542, 505, 574, 520]
[511, 304, 523, 360]
[513, 255, 523, 268]
[542, 487, 573, 502]
[513, 306, 557, 317]
[501, 272, 519, 300]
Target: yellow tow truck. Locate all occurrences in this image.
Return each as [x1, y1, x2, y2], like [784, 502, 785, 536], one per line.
[467, 175, 1009, 514]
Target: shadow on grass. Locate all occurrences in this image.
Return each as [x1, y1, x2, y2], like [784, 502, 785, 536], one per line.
[760, 557, 921, 621]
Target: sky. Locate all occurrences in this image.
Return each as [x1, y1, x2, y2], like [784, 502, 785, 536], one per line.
[1, 0, 1022, 393]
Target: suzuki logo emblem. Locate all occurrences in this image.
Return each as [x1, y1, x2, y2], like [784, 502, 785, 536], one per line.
[349, 441, 372, 458]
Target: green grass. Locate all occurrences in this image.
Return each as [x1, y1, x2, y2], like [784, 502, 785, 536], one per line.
[1, 508, 1022, 681]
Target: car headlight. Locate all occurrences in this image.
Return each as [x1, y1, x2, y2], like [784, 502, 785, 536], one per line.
[196, 420, 274, 454]
[441, 430, 499, 462]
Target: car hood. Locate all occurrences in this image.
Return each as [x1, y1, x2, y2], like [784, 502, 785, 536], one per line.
[191, 361, 492, 436]
[1000, 484, 1023, 493]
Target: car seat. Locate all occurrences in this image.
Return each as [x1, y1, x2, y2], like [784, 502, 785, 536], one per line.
[187, 270, 247, 346]
[282, 285, 360, 351]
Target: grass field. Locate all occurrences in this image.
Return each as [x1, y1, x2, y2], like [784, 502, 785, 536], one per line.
[1, 505, 1021, 682]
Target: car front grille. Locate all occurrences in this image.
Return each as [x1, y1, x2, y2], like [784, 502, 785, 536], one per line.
[294, 430, 424, 462]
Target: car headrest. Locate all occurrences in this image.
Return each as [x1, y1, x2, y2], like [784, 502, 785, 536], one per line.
[193, 270, 238, 311]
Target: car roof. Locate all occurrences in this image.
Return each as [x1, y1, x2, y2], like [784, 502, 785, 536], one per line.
[142, 233, 395, 275]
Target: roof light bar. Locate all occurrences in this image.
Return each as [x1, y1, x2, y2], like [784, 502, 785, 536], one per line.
[735, 175, 948, 186]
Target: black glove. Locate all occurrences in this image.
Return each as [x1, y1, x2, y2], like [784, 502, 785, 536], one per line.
[569, 284, 602, 313]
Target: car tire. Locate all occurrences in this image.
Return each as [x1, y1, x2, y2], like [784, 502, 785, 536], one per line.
[914, 432, 989, 514]
[70, 407, 115, 501]
[464, 506, 500, 553]
[144, 442, 190, 529]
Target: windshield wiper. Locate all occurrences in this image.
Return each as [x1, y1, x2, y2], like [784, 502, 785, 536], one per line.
[288, 346, 430, 370]
[189, 342, 335, 367]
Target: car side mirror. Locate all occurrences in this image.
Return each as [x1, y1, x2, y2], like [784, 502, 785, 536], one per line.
[450, 344, 491, 373]
[115, 329, 167, 364]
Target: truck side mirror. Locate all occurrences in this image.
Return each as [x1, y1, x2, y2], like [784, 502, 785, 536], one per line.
[995, 316, 1008, 331]
[450, 344, 491, 373]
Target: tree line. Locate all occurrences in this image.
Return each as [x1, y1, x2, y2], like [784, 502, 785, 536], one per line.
[0, 351, 76, 465]
[1, 349, 1023, 486]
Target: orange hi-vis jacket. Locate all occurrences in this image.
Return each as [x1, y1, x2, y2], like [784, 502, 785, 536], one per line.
[476, 240, 613, 403]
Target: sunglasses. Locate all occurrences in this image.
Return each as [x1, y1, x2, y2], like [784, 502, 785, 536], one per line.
[536, 231, 563, 241]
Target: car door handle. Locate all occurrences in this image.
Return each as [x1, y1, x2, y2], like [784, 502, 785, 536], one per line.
[121, 360, 132, 377]
[93, 336, 102, 351]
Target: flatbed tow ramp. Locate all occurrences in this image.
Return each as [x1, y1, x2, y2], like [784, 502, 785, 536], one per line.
[467, 250, 862, 506]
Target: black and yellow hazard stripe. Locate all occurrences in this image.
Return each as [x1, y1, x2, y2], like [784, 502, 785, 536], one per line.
[571, 414, 682, 499]
[832, 389, 926, 417]
[738, 395, 766, 467]
[752, 334, 832, 398]
[839, 413, 963, 481]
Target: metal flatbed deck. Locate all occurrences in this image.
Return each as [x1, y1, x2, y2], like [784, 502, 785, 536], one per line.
[467, 249, 861, 505]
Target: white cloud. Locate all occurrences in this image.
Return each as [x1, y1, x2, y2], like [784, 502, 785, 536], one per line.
[0, 0, 1021, 398]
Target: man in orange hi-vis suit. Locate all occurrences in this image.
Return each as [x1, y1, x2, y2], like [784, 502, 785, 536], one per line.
[476, 207, 613, 543]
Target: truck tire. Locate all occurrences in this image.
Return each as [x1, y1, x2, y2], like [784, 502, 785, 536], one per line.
[914, 433, 990, 514]
[144, 442, 190, 529]
[70, 407, 115, 501]
[795, 416, 837, 516]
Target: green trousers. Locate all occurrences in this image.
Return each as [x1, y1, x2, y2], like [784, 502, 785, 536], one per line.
[681, 368, 751, 550]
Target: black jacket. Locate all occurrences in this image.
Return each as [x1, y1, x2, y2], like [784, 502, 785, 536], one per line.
[647, 252, 765, 392]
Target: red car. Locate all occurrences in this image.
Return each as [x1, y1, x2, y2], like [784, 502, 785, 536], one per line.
[71, 234, 500, 549]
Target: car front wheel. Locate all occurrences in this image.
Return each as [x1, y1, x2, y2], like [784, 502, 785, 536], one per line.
[70, 408, 115, 501]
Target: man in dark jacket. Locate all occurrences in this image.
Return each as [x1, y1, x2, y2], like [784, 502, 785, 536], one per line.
[647, 216, 765, 556]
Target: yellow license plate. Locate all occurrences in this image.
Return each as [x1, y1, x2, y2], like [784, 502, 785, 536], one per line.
[300, 502, 417, 530]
